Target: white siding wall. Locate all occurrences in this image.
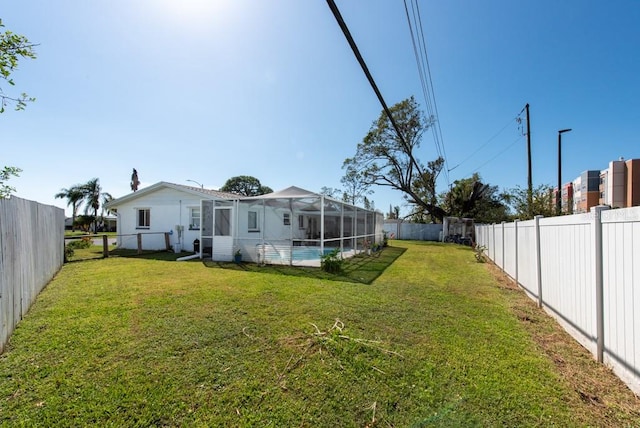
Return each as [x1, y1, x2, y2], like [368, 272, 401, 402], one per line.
[476, 206, 640, 395]
[115, 187, 203, 251]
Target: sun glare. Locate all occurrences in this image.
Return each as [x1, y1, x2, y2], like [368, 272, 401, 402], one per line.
[151, 0, 232, 33]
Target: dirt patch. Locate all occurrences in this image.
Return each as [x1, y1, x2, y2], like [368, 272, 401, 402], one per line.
[486, 263, 640, 426]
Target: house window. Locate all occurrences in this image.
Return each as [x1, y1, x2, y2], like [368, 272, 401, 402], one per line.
[137, 208, 150, 228]
[283, 213, 291, 226]
[248, 211, 259, 232]
[298, 215, 304, 229]
[215, 208, 231, 236]
[189, 207, 200, 230]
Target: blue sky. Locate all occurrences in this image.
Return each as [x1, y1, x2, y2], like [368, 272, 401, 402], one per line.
[3, 0, 640, 217]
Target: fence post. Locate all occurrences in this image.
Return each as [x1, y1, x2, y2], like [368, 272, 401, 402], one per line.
[102, 235, 109, 258]
[137, 233, 142, 255]
[514, 219, 519, 286]
[501, 221, 506, 271]
[534, 215, 543, 308]
[491, 223, 495, 260]
[592, 205, 608, 363]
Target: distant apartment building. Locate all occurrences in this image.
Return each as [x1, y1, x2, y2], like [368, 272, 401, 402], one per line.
[561, 182, 573, 214]
[626, 158, 640, 206]
[599, 159, 626, 207]
[571, 175, 581, 214]
[572, 170, 600, 214]
[599, 158, 640, 208]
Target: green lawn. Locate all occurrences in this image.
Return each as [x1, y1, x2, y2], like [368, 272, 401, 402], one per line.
[1, 241, 638, 426]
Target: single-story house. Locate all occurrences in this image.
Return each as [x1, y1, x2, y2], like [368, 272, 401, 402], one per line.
[105, 182, 384, 266]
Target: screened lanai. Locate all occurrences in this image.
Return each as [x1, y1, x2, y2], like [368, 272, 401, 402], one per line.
[199, 186, 384, 266]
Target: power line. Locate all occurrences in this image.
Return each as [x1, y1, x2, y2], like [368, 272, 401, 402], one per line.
[404, 0, 450, 186]
[325, 0, 411, 152]
[448, 116, 518, 172]
[463, 135, 525, 178]
[414, 1, 449, 176]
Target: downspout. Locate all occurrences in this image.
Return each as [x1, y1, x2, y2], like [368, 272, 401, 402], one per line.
[116, 211, 121, 248]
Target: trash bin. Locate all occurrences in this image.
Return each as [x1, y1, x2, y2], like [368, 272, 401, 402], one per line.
[193, 239, 200, 253]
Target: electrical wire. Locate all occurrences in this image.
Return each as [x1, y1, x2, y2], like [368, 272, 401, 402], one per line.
[448, 116, 518, 172]
[463, 135, 525, 178]
[414, 1, 449, 178]
[404, 0, 450, 186]
[325, 0, 411, 153]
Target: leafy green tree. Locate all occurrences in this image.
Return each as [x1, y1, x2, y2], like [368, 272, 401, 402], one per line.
[344, 96, 446, 221]
[1, 19, 37, 112]
[438, 173, 509, 223]
[340, 159, 373, 205]
[319, 186, 340, 199]
[74, 215, 95, 232]
[220, 175, 272, 196]
[0, 166, 21, 199]
[410, 157, 444, 222]
[386, 205, 400, 220]
[502, 184, 555, 220]
[55, 185, 85, 231]
[1, 21, 36, 198]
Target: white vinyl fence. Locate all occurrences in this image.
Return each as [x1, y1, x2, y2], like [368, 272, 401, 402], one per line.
[0, 197, 64, 352]
[476, 206, 640, 395]
[383, 221, 442, 241]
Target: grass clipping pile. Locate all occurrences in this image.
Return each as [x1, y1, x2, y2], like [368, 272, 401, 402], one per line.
[278, 319, 402, 377]
[487, 264, 640, 425]
[274, 319, 401, 425]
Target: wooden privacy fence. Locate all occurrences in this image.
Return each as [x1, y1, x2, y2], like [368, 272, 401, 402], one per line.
[114, 232, 172, 254]
[0, 197, 64, 353]
[475, 206, 640, 395]
[64, 232, 171, 260]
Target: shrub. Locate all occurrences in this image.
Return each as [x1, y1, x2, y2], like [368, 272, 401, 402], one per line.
[64, 245, 75, 260]
[67, 237, 92, 250]
[474, 245, 488, 263]
[321, 248, 344, 274]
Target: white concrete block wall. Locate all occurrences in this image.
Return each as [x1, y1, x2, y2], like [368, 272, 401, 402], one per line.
[115, 187, 202, 251]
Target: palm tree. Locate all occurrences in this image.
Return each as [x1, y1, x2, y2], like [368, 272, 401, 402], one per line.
[55, 185, 85, 231]
[101, 192, 114, 217]
[81, 178, 103, 233]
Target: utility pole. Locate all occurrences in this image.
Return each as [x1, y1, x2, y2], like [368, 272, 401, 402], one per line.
[557, 128, 572, 215]
[525, 103, 532, 217]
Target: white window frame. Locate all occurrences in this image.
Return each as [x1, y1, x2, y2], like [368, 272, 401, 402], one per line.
[248, 210, 259, 232]
[298, 215, 304, 229]
[136, 208, 150, 229]
[189, 207, 200, 230]
[283, 212, 291, 226]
